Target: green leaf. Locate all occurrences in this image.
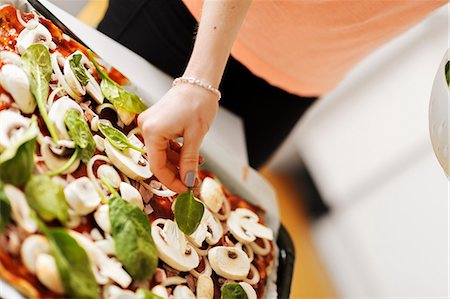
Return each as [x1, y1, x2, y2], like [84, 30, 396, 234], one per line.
[174, 188, 204, 235]
[64, 109, 95, 163]
[445, 61, 450, 87]
[25, 175, 68, 223]
[0, 180, 12, 232]
[21, 44, 58, 143]
[69, 54, 89, 86]
[98, 122, 145, 153]
[87, 50, 147, 114]
[135, 288, 164, 299]
[109, 195, 158, 281]
[0, 120, 37, 186]
[221, 283, 249, 299]
[37, 221, 98, 299]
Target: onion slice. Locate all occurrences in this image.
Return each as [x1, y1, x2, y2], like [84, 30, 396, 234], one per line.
[140, 181, 176, 197]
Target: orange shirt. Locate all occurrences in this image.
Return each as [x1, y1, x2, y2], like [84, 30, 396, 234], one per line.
[183, 0, 447, 96]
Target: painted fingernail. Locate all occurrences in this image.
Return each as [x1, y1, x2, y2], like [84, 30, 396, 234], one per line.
[184, 171, 196, 187]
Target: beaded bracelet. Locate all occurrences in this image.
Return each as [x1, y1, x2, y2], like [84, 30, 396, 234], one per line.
[172, 76, 221, 100]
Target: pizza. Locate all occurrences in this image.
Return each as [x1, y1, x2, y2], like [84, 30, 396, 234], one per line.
[0, 4, 275, 299]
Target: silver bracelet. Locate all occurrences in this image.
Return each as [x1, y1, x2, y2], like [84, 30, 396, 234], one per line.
[172, 76, 221, 100]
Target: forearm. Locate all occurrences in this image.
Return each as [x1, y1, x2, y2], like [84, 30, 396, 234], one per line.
[184, 0, 252, 87]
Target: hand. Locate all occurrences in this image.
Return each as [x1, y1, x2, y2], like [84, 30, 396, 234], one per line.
[138, 83, 219, 193]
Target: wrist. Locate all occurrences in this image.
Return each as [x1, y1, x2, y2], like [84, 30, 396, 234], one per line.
[173, 76, 221, 100]
[183, 56, 226, 88]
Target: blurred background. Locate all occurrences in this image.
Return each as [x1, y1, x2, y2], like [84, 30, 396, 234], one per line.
[49, 1, 449, 298]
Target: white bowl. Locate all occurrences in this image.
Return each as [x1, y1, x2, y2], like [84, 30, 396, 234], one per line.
[429, 49, 450, 178]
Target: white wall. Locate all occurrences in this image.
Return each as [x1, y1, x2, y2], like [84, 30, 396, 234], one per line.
[271, 5, 449, 298]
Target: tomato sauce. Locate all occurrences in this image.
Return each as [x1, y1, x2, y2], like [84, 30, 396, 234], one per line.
[0, 249, 59, 298]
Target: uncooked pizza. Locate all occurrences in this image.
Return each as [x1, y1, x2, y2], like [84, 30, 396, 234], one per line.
[0, 4, 275, 299]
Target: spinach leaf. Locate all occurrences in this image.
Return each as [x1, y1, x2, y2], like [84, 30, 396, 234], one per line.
[445, 61, 450, 87]
[64, 109, 95, 163]
[0, 180, 11, 232]
[109, 194, 158, 281]
[21, 44, 59, 143]
[37, 221, 98, 299]
[87, 50, 147, 114]
[221, 283, 249, 299]
[174, 188, 204, 235]
[25, 175, 68, 223]
[135, 288, 164, 299]
[0, 119, 38, 186]
[98, 122, 145, 153]
[69, 54, 89, 86]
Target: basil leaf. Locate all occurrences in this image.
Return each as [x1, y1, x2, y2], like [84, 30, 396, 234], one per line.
[87, 50, 147, 114]
[98, 122, 145, 153]
[0, 119, 38, 186]
[445, 61, 450, 87]
[0, 139, 35, 186]
[25, 175, 68, 223]
[221, 283, 249, 299]
[0, 180, 11, 232]
[21, 44, 59, 142]
[109, 195, 158, 281]
[174, 188, 204, 235]
[64, 109, 95, 163]
[37, 221, 98, 299]
[135, 288, 164, 299]
[69, 54, 89, 86]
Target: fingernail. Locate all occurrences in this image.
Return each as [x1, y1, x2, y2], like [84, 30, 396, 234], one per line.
[184, 171, 196, 187]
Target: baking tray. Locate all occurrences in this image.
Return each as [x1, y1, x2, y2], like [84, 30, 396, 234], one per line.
[3, 0, 296, 297]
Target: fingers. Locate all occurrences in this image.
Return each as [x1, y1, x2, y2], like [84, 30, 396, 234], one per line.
[147, 134, 187, 193]
[179, 129, 204, 188]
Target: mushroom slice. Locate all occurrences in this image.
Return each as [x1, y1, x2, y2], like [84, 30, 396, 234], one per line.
[50, 52, 80, 101]
[4, 184, 37, 233]
[173, 285, 195, 299]
[63, 51, 87, 97]
[21, 235, 50, 274]
[94, 204, 111, 234]
[0, 110, 30, 149]
[104, 137, 152, 180]
[119, 182, 144, 210]
[188, 207, 222, 247]
[199, 177, 226, 213]
[35, 253, 64, 294]
[227, 208, 273, 244]
[0, 51, 21, 66]
[40, 137, 80, 174]
[208, 246, 250, 280]
[97, 164, 122, 189]
[151, 219, 199, 272]
[64, 177, 101, 215]
[196, 275, 214, 299]
[63, 51, 103, 104]
[69, 230, 132, 288]
[151, 285, 169, 299]
[103, 285, 135, 299]
[0, 64, 36, 113]
[238, 282, 257, 299]
[16, 23, 54, 55]
[48, 96, 83, 139]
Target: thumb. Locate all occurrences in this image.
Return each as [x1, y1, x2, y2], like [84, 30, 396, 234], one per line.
[179, 130, 204, 188]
